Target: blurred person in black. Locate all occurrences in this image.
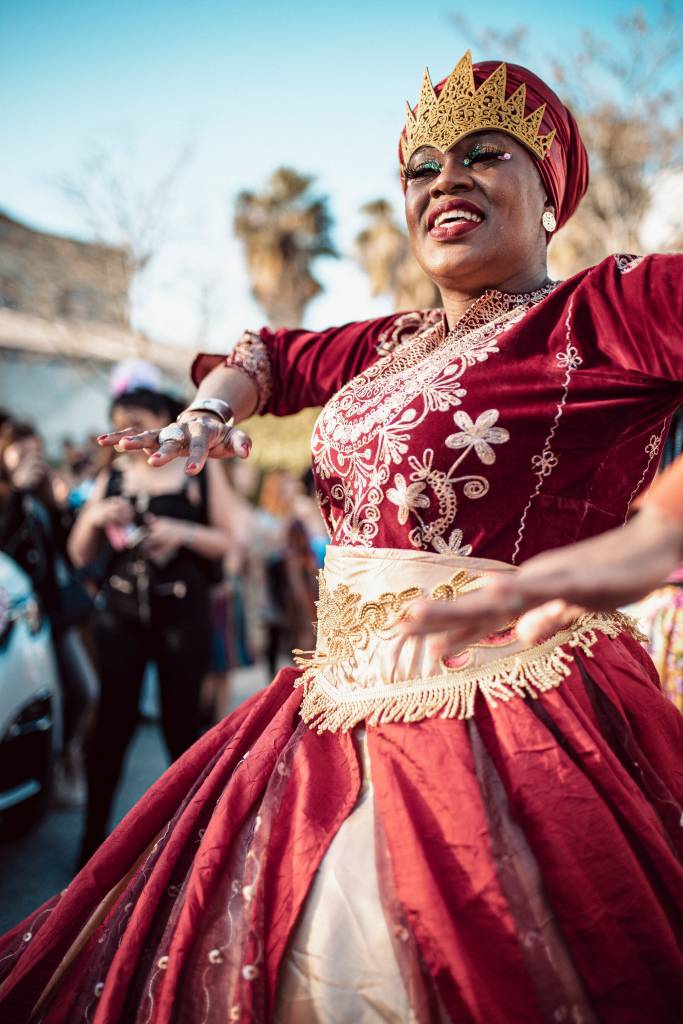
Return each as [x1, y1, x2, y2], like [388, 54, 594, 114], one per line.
[68, 369, 235, 864]
[0, 420, 98, 804]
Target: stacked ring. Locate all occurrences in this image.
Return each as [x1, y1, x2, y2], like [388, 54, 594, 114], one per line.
[158, 424, 187, 445]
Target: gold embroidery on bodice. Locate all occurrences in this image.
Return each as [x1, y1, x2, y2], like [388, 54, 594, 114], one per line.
[313, 284, 557, 551]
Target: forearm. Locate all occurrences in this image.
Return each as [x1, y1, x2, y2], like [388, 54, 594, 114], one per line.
[183, 522, 232, 560]
[193, 365, 259, 424]
[643, 455, 683, 527]
[513, 503, 683, 611]
[68, 510, 103, 568]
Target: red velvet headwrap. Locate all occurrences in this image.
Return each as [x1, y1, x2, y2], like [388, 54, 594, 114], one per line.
[400, 59, 589, 230]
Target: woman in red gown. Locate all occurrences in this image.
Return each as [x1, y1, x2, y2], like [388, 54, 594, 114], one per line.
[1, 52, 681, 1024]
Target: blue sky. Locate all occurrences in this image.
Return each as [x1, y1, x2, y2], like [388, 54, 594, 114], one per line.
[1, 0, 669, 349]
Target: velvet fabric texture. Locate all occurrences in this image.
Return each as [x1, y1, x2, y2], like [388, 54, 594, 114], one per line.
[195, 254, 683, 565]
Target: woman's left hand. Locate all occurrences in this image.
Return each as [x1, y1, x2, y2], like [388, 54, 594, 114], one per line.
[400, 577, 550, 654]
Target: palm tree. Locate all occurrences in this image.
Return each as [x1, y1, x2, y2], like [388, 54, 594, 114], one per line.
[355, 200, 441, 311]
[234, 167, 337, 329]
[233, 168, 337, 471]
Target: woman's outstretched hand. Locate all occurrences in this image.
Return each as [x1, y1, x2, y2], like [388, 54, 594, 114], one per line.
[401, 503, 683, 649]
[97, 412, 252, 475]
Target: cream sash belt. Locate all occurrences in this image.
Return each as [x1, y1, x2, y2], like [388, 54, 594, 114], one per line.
[294, 546, 641, 734]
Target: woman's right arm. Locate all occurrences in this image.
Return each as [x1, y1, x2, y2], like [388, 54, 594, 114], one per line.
[67, 471, 130, 568]
[401, 457, 683, 650]
[98, 314, 407, 475]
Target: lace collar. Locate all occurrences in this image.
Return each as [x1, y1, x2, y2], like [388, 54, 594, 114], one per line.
[442, 279, 560, 340]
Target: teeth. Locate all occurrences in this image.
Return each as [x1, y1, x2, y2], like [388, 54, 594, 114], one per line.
[433, 209, 483, 228]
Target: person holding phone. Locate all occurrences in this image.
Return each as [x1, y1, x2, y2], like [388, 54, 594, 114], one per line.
[67, 371, 236, 864]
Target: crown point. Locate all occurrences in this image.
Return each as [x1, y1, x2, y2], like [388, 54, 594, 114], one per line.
[524, 101, 547, 136]
[400, 49, 555, 168]
[504, 83, 526, 120]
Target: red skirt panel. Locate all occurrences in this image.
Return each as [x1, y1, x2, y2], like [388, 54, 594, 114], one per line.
[0, 640, 681, 1024]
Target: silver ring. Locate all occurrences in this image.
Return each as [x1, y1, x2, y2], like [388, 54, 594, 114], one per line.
[158, 424, 186, 445]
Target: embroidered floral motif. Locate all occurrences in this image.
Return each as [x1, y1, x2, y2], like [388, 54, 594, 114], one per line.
[225, 330, 273, 413]
[313, 285, 556, 552]
[386, 473, 430, 525]
[432, 528, 470, 555]
[624, 427, 666, 521]
[294, 573, 425, 670]
[392, 407, 509, 550]
[614, 253, 644, 275]
[512, 297, 582, 563]
[295, 567, 482, 681]
[531, 450, 558, 477]
[445, 409, 510, 465]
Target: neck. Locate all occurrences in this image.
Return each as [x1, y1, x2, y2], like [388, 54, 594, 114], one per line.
[440, 265, 550, 331]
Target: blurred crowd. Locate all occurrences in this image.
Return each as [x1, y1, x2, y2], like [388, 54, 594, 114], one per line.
[0, 362, 328, 865]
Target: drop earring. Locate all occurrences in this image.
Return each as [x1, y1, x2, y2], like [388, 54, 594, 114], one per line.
[542, 210, 557, 232]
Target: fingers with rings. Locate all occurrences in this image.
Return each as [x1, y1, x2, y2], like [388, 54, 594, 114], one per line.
[98, 428, 159, 450]
[148, 423, 190, 466]
[158, 424, 187, 445]
[185, 418, 212, 474]
[120, 430, 168, 453]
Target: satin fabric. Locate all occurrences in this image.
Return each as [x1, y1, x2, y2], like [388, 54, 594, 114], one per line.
[312, 546, 522, 692]
[1, 547, 682, 1023]
[273, 730, 418, 1023]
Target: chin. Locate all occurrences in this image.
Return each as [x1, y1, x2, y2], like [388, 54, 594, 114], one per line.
[420, 244, 488, 288]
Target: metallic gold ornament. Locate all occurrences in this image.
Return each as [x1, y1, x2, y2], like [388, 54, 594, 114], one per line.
[401, 50, 556, 170]
[542, 210, 557, 232]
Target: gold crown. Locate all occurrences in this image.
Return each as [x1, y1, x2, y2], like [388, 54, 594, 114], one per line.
[401, 51, 556, 169]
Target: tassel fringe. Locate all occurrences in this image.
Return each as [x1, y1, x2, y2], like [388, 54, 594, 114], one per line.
[297, 612, 644, 734]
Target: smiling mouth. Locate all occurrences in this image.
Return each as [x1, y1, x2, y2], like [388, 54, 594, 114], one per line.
[432, 209, 483, 228]
[428, 210, 484, 240]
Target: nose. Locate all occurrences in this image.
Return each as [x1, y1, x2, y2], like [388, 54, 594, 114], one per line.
[428, 152, 474, 199]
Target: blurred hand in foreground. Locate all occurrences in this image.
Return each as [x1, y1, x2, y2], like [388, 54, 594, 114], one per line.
[402, 503, 683, 649]
[97, 412, 252, 476]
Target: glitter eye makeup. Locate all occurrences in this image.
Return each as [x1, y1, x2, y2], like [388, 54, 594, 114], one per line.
[462, 142, 512, 167]
[405, 158, 443, 180]
[406, 144, 512, 180]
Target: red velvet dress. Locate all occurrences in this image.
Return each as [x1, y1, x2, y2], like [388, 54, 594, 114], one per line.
[1, 253, 682, 1023]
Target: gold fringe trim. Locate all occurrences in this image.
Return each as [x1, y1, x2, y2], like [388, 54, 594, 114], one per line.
[297, 612, 645, 734]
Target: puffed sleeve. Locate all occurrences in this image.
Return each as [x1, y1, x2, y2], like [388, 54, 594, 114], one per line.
[190, 314, 409, 417]
[585, 253, 683, 383]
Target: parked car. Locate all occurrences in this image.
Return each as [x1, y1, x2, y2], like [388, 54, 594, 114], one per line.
[0, 553, 61, 836]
